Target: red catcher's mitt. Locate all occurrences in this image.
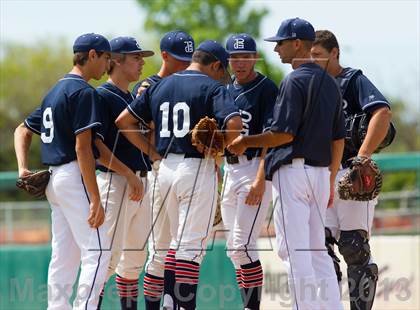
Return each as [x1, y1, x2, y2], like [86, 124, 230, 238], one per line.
[16, 170, 51, 199]
[337, 157, 382, 201]
[191, 117, 224, 158]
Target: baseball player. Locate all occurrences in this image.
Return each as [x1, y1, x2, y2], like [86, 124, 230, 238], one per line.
[115, 40, 243, 310]
[221, 33, 277, 310]
[14, 33, 112, 310]
[228, 18, 345, 310]
[132, 31, 196, 310]
[311, 30, 392, 310]
[93, 36, 155, 310]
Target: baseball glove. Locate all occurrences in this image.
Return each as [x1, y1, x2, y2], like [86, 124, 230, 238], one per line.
[337, 157, 382, 201]
[191, 116, 224, 158]
[16, 170, 51, 199]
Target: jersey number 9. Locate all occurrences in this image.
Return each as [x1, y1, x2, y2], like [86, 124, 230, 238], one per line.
[41, 107, 54, 143]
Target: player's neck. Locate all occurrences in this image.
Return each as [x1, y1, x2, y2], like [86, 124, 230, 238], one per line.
[108, 75, 130, 93]
[291, 51, 312, 69]
[329, 64, 343, 77]
[157, 64, 170, 78]
[69, 66, 91, 81]
[235, 71, 257, 85]
[186, 63, 205, 73]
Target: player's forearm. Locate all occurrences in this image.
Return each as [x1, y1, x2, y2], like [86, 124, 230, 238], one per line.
[330, 138, 344, 181]
[94, 138, 133, 177]
[358, 108, 391, 157]
[120, 128, 160, 160]
[76, 131, 101, 203]
[243, 131, 294, 148]
[256, 147, 268, 182]
[224, 116, 243, 145]
[14, 123, 33, 175]
[115, 113, 161, 161]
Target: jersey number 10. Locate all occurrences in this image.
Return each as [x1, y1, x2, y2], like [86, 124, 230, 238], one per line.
[159, 102, 190, 138]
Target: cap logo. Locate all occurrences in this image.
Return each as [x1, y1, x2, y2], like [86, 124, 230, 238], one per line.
[136, 42, 140, 49]
[234, 38, 245, 49]
[184, 41, 194, 53]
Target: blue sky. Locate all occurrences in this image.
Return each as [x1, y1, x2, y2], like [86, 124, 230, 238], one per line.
[1, 0, 419, 114]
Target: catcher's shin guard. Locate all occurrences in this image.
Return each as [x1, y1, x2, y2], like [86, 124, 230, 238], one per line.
[347, 263, 378, 310]
[338, 230, 377, 310]
[325, 228, 342, 283]
[338, 230, 370, 266]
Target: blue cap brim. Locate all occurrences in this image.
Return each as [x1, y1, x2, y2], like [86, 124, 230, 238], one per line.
[167, 51, 192, 62]
[118, 50, 154, 57]
[227, 50, 257, 54]
[264, 35, 287, 42]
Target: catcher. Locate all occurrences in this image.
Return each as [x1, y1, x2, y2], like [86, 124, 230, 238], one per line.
[311, 30, 393, 310]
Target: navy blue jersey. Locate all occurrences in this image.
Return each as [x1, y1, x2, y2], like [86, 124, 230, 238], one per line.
[96, 82, 150, 172]
[336, 67, 391, 162]
[128, 70, 240, 156]
[227, 73, 277, 157]
[132, 74, 162, 97]
[265, 63, 345, 178]
[25, 74, 102, 166]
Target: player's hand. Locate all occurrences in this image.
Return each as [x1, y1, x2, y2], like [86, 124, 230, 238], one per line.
[88, 199, 105, 228]
[19, 168, 32, 178]
[227, 136, 247, 155]
[126, 172, 144, 202]
[246, 178, 265, 206]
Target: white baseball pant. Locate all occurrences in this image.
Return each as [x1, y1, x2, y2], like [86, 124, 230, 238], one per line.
[46, 161, 111, 310]
[272, 159, 343, 310]
[97, 171, 152, 280]
[158, 154, 218, 263]
[221, 156, 272, 268]
[144, 170, 171, 277]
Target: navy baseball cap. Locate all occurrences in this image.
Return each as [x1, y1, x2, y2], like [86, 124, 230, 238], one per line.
[110, 36, 154, 57]
[226, 33, 257, 54]
[196, 40, 229, 69]
[73, 33, 111, 53]
[264, 18, 315, 42]
[160, 31, 195, 61]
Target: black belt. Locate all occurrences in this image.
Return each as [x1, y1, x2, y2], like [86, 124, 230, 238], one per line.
[97, 167, 149, 176]
[226, 154, 254, 164]
[183, 153, 204, 159]
[283, 158, 325, 167]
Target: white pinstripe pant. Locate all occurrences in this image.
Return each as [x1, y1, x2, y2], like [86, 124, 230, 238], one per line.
[157, 154, 218, 264]
[272, 159, 343, 310]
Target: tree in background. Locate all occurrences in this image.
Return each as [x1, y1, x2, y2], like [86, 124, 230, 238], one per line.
[136, 0, 284, 83]
[134, 0, 419, 195]
[0, 1, 418, 195]
[0, 41, 160, 171]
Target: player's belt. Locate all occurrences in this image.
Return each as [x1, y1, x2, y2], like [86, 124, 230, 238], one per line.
[184, 153, 204, 159]
[283, 158, 325, 167]
[226, 155, 254, 164]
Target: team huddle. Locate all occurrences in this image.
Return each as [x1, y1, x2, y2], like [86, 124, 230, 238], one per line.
[14, 17, 392, 310]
